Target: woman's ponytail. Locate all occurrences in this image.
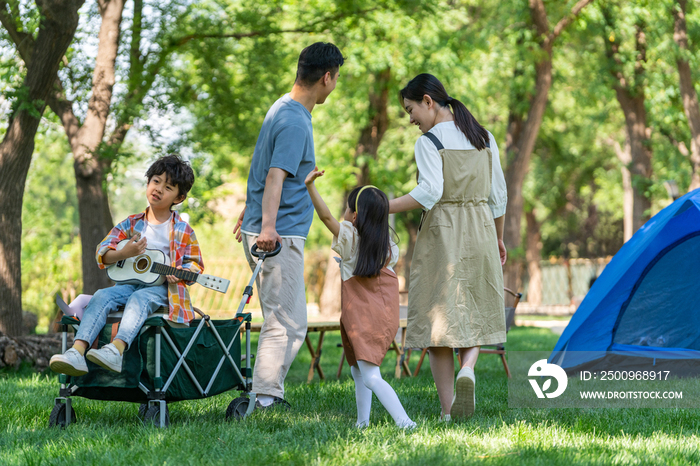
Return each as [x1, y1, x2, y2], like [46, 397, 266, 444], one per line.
[449, 98, 489, 151]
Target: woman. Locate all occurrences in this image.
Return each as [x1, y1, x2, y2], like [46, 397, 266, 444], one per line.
[390, 74, 507, 421]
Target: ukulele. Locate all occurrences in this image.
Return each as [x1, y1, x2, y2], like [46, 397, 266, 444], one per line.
[106, 238, 229, 293]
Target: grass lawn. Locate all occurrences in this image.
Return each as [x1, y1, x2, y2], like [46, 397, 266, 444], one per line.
[1, 326, 699, 465]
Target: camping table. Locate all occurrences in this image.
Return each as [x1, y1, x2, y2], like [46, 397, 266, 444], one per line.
[249, 320, 411, 383]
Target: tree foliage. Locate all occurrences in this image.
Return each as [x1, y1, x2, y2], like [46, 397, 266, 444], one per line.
[3, 0, 700, 328]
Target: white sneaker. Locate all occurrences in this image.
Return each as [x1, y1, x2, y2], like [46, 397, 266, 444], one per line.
[50, 348, 88, 376]
[439, 413, 452, 423]
[451, 366, 476, 419]
[86, 343, 123, 373]
[398, 419, 417, 430]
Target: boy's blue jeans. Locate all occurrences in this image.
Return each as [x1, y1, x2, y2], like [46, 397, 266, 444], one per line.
[74, 284, 168, 349]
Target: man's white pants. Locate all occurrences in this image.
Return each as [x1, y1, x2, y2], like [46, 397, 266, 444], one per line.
[242, 234, 308, 399]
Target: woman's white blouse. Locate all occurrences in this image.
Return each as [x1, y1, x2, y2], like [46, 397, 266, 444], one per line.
[408, 121, 507, 218]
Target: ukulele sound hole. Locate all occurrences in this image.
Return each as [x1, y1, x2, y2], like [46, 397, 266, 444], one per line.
[135, 257, 150, 272]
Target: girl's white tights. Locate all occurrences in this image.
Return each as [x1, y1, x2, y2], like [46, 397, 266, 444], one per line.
[351, 360, 415, 428]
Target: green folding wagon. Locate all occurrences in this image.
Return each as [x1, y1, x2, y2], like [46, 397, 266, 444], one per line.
[49, 244, 280, 428]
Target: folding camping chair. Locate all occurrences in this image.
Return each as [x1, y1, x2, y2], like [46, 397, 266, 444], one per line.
[408, 287, 522, 378]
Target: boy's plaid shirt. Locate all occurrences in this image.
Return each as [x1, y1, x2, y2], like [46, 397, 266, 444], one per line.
[95, 208, 205, 324]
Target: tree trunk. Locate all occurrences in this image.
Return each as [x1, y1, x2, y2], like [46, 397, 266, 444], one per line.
[355, 68, 391, 186]
[502, 0, 593, 293]
[673, 0, 700, 191]
[525, 210, 542, 307]
[60, 0, 125, 293]
[615, 91, 652, 233]
[503, 56, 552, 292]
[619, 145, 634, 241]
[604, 136, 634, 241]
[74, 162, 115, 293]
[318, 69, 392, 317]
[604, 16, 653, 237]
[0, 0, 83, 336]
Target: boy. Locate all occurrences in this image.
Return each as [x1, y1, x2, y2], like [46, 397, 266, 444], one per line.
[50, 154, 204, 376]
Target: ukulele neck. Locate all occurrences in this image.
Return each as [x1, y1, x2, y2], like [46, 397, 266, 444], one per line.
[150, 263, 198, 282]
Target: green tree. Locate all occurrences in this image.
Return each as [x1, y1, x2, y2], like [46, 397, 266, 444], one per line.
[600, 1, 654, 242]
[0, 0, 83, 335]
[21, 123, 82, 329]
[670, 0, 700, 191]
[500, 0, 594, 291]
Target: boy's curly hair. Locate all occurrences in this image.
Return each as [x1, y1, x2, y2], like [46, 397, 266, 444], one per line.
[145, 154, 195, 199]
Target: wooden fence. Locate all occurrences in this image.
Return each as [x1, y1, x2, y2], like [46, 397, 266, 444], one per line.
[190, 250, 331, 319]
[517, 256, 613, 312]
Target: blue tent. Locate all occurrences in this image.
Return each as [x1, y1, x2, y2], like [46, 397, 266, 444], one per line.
[550, 188, 700, 373]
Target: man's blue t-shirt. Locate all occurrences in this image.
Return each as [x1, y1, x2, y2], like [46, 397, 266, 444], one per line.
[241, 94, 315, 238]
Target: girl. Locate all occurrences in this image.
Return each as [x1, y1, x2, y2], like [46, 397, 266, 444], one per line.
[305, 169, 415, 429]
[390, 73, 508, 421]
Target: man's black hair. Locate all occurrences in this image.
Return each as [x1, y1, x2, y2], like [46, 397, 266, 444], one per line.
[295, 42, 345, 87]
[145, 154, 195, 200]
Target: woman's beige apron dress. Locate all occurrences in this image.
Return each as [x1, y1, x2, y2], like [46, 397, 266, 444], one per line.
[340, 268, 400, 366]
[406, 133, 505, 348]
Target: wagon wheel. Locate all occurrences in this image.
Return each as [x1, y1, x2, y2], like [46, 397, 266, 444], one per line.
[144, 403, 170, 427]
[49, 403, 77, 428]
[225, 396, 250, 421]
[138, 403, 148, 420]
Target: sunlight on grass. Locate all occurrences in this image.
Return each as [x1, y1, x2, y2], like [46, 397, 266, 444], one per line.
[1, 328, 699, 465]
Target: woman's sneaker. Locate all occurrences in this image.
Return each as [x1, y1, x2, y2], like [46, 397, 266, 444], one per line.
[49, 348, 88, 376]
[451, 366, 476, 419]
[86, 343, 123, 373]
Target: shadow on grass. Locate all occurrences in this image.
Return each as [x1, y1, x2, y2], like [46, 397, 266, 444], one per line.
[3, 327, 700, 465]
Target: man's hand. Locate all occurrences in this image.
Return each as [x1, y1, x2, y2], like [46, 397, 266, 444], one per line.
[305, 166, 325, 186]
[257, 226, 282, 252]
[498, 239, 507, 266]
[122, 234, 147, 258]
[233, 206, 246, 243]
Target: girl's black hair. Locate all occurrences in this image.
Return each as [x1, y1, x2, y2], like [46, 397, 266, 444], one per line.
[347, 186, 391, 278]
[399, 73, 490, 151]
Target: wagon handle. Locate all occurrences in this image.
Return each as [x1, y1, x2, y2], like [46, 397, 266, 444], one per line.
[251, 242, 282, 260]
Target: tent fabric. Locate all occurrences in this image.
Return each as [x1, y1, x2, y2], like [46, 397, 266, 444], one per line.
[550, 188, 700, 370]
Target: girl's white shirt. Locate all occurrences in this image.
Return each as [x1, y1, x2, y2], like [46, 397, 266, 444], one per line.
[408, 121, 507, 218]
[144, 220, 171, 258]
[332, 221, 399, 282]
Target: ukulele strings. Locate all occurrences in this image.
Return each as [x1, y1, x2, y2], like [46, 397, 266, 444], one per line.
[151, 262, 197, 282]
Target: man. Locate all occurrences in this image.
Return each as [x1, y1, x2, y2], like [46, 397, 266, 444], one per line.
[233, 42, 344, 408]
